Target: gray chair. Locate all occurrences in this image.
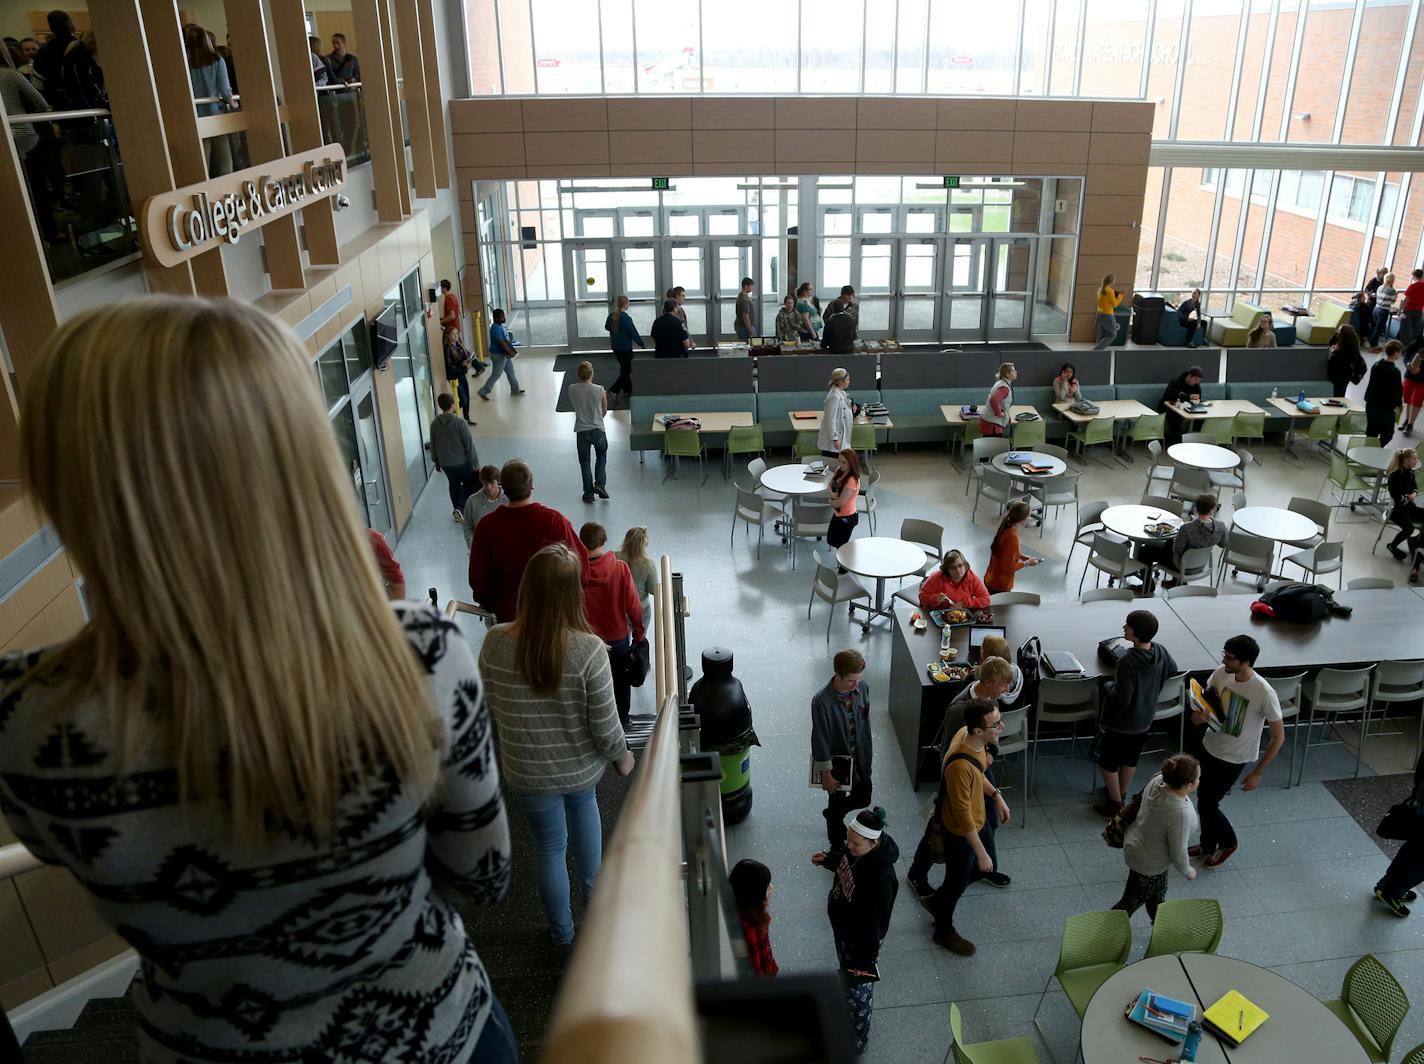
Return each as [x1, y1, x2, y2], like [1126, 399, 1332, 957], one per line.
[808, 560, 871, 640]
[1030, 676, 1100, 797]
[1181, 432, 1215, 445]
[790, 503, 833, 572]
[1079, 533, 1147, 595]
[1366, 660, 1424, 770]
[966, 437, 1010, 495]
[1066, 500, 1111, 573]
[1287, 496, 1331, 548]
[1162, 584, 1218, 599]
[972, 468, 1016, 523]
[1037, 444, 1070, 462]
[1298, 665, 1375, 782]
[1167, 466, 1212, 502]
[1208, 448, 1250, 493]
[1082, 587, 1134, 602]
[1154, 546, 1215, 592]
[1281, 540, 1344, 588]
[1262, 671, 1307, 789]
[990, 591, 1040, 606]
[731, 488, 777, 559]
[1141, 494, 1187, 518]
[1216, 528, 1274, 591]
[744, 456, 788, 516]
[1144, 440, 1174, 494]
[1230, 490, 1248, 514]
[1347, 576, 1394, 590]
[856, 467, 881, 534]
[1039, 472, 1081, 534]
[996, 707, 1030, 829]
[899, 517, 944, 578]
[1154, 672, 1188, 752]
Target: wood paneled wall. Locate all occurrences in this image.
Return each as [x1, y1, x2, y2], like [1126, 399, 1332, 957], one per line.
[448, 95, 1153, 342]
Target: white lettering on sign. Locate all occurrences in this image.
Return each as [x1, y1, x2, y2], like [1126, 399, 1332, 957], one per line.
[143, 147, 346, 266]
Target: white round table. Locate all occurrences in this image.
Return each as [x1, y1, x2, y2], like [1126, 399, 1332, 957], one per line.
[1347, 445, 1391, 472]
[837, 537, 929, 630]
[1101, 504, 1183, 543]
[1169, 442, 1240, 470]
[1232, 505, 1318, 544]
[991, 451, 1068, 479]
[759, 464, 832, 497]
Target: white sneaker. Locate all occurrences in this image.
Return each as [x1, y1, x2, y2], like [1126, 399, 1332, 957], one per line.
[452, 509, 463, 523]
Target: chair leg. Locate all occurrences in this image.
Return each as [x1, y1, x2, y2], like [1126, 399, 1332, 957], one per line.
[807, 585, 816, 619]
[1297, 702, 1315, 786]
[826, 595, 835, 640]
[1355, 697, 1370, 779]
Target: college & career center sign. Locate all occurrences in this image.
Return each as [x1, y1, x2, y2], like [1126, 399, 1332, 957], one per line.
[141, 145, 346, 267]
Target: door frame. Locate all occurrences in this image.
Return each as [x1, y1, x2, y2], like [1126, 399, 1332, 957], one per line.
[348, 373, 394, 537]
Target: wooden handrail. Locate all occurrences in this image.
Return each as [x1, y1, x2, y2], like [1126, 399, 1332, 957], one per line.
[0, 843, 43, 881]
[542, 556, 698, 1064]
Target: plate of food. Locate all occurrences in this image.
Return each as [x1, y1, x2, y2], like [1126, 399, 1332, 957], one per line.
[1144, 521, 1177, 538]
[930, 607, 992, 627]
[926, 663, 972, 684]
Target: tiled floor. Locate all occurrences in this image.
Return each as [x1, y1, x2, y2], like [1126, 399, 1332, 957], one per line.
[395, 346, 1424, 1062]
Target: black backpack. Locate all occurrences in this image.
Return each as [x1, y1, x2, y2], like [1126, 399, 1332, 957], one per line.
[1252, 582, 1352, 623]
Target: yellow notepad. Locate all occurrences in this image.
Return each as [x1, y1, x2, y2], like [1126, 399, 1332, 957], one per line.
[1203, 989, 1269, 1046]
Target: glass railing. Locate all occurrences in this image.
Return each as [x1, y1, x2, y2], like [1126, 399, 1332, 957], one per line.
[316, 83, 370, 168]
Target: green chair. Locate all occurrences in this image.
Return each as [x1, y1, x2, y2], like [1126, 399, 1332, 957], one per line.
[950, 1003, 1039, 1064]
[1012, 418, 1046, 449]
[1207, 300, 1267, 346]
[1399, 1041, 1424, 1064]
[1201, 416, 1234, 446]
[724, 423, 764, 479]
[1128, 412, 1165, 452]
[1143, 898, 1223, 958]
[794, 430, 820, 459]
[1296, 300, 1353, 345]
[1339, 409, 1368, 437]
[850, 422, 877, 466]
[1231, 411, 1265, 448]
[955, 416, 983, 461]
[1322, 451, 1375, 511]
[1323, 954, 1410, 1063]
[1034, 910, 1132, 1043]
[1067, 417, 1114, 465]
[662, 427, 706, 483]
[1287, 412, 1337, 455]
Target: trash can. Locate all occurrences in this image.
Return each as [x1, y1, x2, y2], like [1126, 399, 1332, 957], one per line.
[688, 647, 760, 826]
[1131, 293, 1166, 345]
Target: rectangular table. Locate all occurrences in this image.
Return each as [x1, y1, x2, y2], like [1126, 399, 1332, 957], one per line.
[1052, 398, 1157, 424]
[940, 403, 1043, 426]
[1165, 399, 1266, 422]
[1267, 396, 1364, 419]
[1164, 587, 1422, 671]
[788, 412, 895, 432]
[650, 412, 755, 433]
[889, 599, 1218, 788]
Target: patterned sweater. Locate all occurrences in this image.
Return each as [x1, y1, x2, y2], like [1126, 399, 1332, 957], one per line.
[0, 606, 511, 1064]
[478, 626, 625, 795]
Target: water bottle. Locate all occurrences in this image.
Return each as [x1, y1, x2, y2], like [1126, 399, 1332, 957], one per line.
[939, 627, 953, 662]
[1270, 387, 1278, 400]
[1298, 388, 1306, 403]
[1181, 1020, 1204, 1062]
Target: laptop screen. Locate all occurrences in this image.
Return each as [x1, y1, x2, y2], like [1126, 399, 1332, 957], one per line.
[968, 625, 1008, 662]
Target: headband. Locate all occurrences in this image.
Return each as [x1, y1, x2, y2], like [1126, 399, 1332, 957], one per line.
[844, 810, 882, 840]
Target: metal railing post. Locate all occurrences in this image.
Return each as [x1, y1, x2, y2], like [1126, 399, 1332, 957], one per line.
[672, 572, 690, 704]
[680, 751, 723, 983]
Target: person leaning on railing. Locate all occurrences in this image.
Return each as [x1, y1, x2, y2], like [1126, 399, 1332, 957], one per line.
[0, 296, 519, 1064]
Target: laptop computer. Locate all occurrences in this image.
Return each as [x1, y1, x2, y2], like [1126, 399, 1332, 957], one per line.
[968, 624, 1008, 664]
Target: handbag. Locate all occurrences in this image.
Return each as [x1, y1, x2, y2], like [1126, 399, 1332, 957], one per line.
[1103, 791, 1144, 848]
[1377, 798, 1422, 841]
[1069, 398, 1100, 415]
[626, 637, 650, 688]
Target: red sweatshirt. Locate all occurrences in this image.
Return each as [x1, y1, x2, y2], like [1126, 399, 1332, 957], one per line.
[468, 502, 588, 622]
[1404, 281, 1424, 312]
[918, 566, 991, 609]
[583, 552, 645, 643]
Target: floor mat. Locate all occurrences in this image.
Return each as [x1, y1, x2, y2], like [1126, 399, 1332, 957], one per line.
[1323, 771, 1414, 858]
[553, 357, 620, 412]
[456, 765, 633, 1059]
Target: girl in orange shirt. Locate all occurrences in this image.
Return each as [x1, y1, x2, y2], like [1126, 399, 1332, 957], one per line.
[984, 501, 1039, 593]
[827, 447, 862, 551]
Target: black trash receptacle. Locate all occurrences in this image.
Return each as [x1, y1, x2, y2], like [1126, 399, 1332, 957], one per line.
[688, 647, 760, 825]
[1131, 293, 1166, 345]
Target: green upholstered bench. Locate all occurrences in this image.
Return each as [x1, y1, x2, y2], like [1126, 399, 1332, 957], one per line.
[1295, 301, 1352, 346]
[1207, 301, 1267, 347]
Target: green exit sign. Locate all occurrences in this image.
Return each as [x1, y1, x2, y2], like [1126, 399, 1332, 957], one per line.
[651, 177, 670, 191]
[943, 176, 961, 189]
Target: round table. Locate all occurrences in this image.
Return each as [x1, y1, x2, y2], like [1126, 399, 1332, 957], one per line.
[1232, 505, 1318, 544]
[1169, 442, 1241, 470]
[836, 538, 929, 631]
[991, 451, 1068, 479]
[759, 463, 832, 498]
[1101, 504, 1183, 543]
[1348, 445, 1392, 512]
[1082, 952, 1370, 1063]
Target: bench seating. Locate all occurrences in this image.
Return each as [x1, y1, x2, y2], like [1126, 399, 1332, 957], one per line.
[1207, 302, 1267, 347]
[1295, 301, 1351, 346]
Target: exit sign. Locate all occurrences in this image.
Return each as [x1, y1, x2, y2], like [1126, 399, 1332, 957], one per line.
[943, 176, 961, 189]
[651, 177, 670, 190]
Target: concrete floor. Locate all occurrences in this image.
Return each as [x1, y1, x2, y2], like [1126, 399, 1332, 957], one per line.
[394, 346, 1424, 1063]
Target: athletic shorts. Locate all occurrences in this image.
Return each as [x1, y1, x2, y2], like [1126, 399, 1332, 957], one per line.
[1097, 729, 1148, 771]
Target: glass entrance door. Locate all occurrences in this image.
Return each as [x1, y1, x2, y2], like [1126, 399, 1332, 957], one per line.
[942, 237, 1038, 341]
[566, 239, 615, 347]
[709, 239, 756, 342]
[663, 241, 708, 343]
[852, 238, 894, 337]
[896, 238, 942, 342]
[351, 383, 392, 537]
[988, 237, 1035, 341]
[945, 238, 989, 340]
[618, 243, 660, 330]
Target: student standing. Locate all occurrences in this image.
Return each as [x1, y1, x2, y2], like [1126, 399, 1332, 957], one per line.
[429, 392, 479, 521]
[1370, 273, 1398, 350]
[1113, 754, 1200, 921]
[826, 448, 861, 552]
[824, 285, 859, 340]
[824, 808, 899, 1056]
[1159, 364, 1205, 445]
[442, 328, 472, 422]
[810, 650, 873, 863]
[1327, 324, 1367, 398]
[184, 24, 234, 176]
[775, 294, 801, 343]
[1188, 634, 1285, 869]
[1400, 268, 1424, 347]
[651, 298, 693, 357]
[478, 308, 524, 400]
[795, 282, 821, 341]
[462, 465, 507, 549]
[1359, 266, 1387, 340]
[734, 277, 756, 340]
[984, 501, 1039, 595]
[1094, 274, 1123, 350]
[1374, 748, 1424, 917]
[819, 367, 855, 456]
[579, 521, 645, 730]
[820, 308, 855, 354]
[730, 859, 779, 975]
[1364, 340, 1404, 447]
[326, 33, 361, 83]
[978, 362, 1016, 439]
[1400, 339, 1424, 437]
[1384, 448, 1424, 583]
[605, 294, 644, 400]
[569, 361, 610, 503]
[1095, 610, 1178, 818]
[617, 525, 658, 619]
[439, 278, 461, 341]
[479, 544, 634, 947]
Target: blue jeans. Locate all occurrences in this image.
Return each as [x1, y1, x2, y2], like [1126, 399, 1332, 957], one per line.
[576, 427, 608, 495]
[1371, 305, 1393, 346]
[479, 350, 521, 396]
[519, 788, 602, 944]
[470, 993, 519, 1063]
[734, 322, 752, 340]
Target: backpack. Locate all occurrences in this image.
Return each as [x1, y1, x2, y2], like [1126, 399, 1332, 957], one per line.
[1251, 581, 1352, 623]
[1103, 791, 1144, 848]
[925, 752, 984, 864]
[1070, 398, 1100, 415]
[1017, 636, 1043, 711]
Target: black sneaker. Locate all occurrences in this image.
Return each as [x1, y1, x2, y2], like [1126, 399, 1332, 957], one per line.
[593, 485, 610, 499]
[907, 873, 934, 910]
[1389, 543, 1408, 561]
[982, 870, 1011, 888]
[582, 493, 595, 503]
[1375, 886, 1411, 918]
[1093, 799, 1122, 819]
[1406, 890, 1419, 902]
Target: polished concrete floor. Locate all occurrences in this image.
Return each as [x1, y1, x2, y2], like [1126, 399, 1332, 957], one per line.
[394, 347, 1424, 1063]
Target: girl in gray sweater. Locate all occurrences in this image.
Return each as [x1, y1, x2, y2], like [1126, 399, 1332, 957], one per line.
[1113, 754, 1200, 920]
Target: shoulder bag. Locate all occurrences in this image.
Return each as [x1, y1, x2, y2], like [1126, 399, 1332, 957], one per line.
[925, 751, 984, 864]
[1378, 794, 1422, 841]
[626, 637, 650, 688]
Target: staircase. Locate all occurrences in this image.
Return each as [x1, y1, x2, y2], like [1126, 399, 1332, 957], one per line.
[17, 988, 139, 1063]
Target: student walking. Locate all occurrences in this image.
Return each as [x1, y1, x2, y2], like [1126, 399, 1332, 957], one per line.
[1187, 634, 1285, 868]
[1095, 610, 1178, 818]
[1113, 754, 1200, 921]
[605, 294, 644, 400]
[819, 367, 855, 456]
[1327, 325, 1367, 398]
[1374, 748, 1424, 917]
[1365, 340, 1404, 447]
[461, 465, 507, 549]
[1384, 447, 1423, 583]
[730, 859, 779, 975]
[1401, 339, 1424, 437]
[984, 501, 1039, 595]
[826, 449, 861, 551]
[479, 308, 524, 400]
[429, 392, 479, 521]
[1094, 274, 1124, 350]
[1370, 272, 1398, 349]
[478, 544, 634, 947]
[811, 650, 873, 864]
[824, 808, 899, 1055]
[617, 525, 658, 619]
[578, 521, 644, 731]
[569, 360, 610, 503]
[1400, 268, 1424, 346]
[734, 277, 756, 340]
[978, 362, 1016, 438]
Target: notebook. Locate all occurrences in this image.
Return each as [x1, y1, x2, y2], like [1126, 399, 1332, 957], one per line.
[1202, 990, 1269, 1046]
[1125, 988, 1194, 1043]
[808, 754, 854, 792]
[792, 410, 819, 419]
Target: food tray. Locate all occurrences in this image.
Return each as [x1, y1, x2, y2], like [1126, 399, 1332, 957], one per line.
[1144, 521, 1177, 538]
[930, 607, 993, 628]
[926, 663, 972, 684]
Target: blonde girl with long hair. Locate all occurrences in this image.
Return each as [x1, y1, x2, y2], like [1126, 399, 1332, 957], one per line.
[0, 296, 516, 1063]
[617, 524, 658, 618]
[479, 543, 634, 946]
[1095, 273, 1123, 350]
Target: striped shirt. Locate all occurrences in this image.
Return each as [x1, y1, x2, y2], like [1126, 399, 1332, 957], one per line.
[478, 626, 625, 795]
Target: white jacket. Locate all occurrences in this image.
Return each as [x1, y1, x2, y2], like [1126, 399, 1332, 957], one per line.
[819, 386, 854, 454]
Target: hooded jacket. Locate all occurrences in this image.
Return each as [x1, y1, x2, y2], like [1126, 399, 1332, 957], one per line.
[1101, 644, 1177, 735]
[826, 832, 900, 972]
[1123, 773, 1198, 878]
[429, 411, 477, 469]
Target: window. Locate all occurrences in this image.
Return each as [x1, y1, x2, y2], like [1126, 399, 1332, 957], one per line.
[1326, 175, 1397, 228]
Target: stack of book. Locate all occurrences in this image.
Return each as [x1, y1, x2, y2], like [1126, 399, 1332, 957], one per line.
[1125, 989, 1195, 1043]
